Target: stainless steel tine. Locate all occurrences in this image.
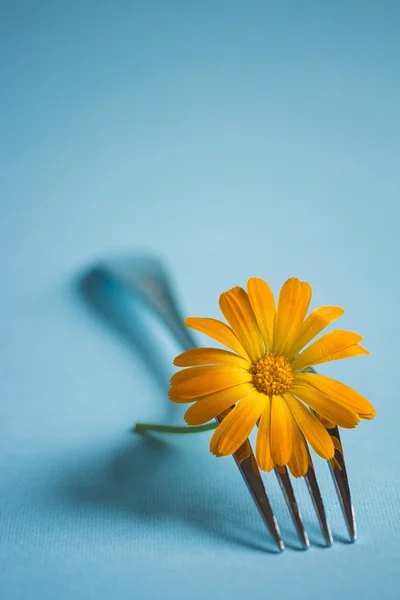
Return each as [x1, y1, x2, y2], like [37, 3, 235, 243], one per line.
[306, 368, 356, 542]
[305, 461, 333, 546]
[228, 430, 284, 552]
[104, 256, 285, 552]
[274, 466, 310, 549]
[254, 417, 311, 549]
[326, 425, 357, 541]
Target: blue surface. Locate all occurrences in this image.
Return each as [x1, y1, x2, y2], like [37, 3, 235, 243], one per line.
[1, 2, 399, 599]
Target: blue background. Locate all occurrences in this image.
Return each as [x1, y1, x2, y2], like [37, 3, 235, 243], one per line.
[1, 1, 399, 598]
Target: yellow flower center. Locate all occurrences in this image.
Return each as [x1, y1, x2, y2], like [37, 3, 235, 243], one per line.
[250, 353, 295, 396]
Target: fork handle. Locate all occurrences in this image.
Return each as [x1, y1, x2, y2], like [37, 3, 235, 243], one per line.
[105, 256, 196, 352]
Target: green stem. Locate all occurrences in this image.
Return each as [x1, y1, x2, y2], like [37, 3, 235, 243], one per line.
[134, 422, 218, 434]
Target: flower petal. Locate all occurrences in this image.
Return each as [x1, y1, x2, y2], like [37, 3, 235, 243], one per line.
[274, 278, 312, 355]
[292, 379, 360, 429]
[185, 317, 250, 360]
[168, 387, 191, 404]
[174, 347, 250, 369]
[170, 366, 252, 399]
[247, 277, 276, 352]
[296, 373, 376, 419]
[315, 414, 336, 430]
[255, 394, 274, 471]
[321, 344, 370, 362]
[287, 420, 309, 478]
[285, 393, 334, 460]
[270, 394, 293, 465]
[291, 330, 366, 371]
[210, 392, 264, 456]
[287, 306, 344, 359]
[183, 383, 254, 425]
[219, 287, 265, 362]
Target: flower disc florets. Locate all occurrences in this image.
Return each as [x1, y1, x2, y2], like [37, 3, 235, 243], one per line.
[250, 353, 295, 396]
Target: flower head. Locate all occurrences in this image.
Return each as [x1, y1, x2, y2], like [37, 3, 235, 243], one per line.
[169, 278, 375, 477]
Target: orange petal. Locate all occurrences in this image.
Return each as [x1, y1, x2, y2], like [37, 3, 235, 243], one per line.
[174, 347, 250, 369]
[274, 278, 312, 355]
[209, 392, 264, 456]
[287, 420, 309, 478]
[183, 383, 253, 425]
[320, 343, 370, 362]
[270, 394, 293, 465]
[255, 394, 274, 471]
[170, 366, 252, 399]
[291, 330, 366, 371]
[219, 287, 265, 362]
[315, 413, 336, 430]
[287, 306, 344, 359]
[285, 393, 334, 460]
[185, 317, 250, 360]
[292, 379, 360, 429]
[296, 373, 376, 419]
[168, 387, 191, 404]
[247, 277, 275, 352]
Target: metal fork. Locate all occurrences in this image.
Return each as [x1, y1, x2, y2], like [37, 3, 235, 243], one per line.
[89, 255, 357, 552]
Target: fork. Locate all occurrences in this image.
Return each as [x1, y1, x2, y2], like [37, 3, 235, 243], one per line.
[93, 255, 357, 552]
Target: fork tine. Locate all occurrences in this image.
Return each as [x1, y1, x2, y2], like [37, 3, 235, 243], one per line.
[307, 369, 356, 542]
[274, 466, 310, 549]
[304, 462, 333, 546]
[326, 425, 357, 542]
[217, 414, 284, 552]
[235, 452, 285, 552]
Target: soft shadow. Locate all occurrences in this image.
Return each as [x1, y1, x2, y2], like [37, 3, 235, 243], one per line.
[71, 260, 280, 553]
[63, 433, 278, 553]
[333, 533, 355, 545]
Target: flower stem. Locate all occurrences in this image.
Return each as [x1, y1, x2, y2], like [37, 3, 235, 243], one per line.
[134, 422, 218, 434]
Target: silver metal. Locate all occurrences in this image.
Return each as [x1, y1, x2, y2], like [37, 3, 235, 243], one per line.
[232, 443, 285, 552]
[275, 466, 310, 549]
[92, 255, 356, 548]
[305, 464, 333, 546]
[326, 425, 357, 541]
[308, 369, 357, 542]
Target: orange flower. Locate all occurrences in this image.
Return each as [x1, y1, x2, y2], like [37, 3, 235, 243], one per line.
[169, 278, 375, 477]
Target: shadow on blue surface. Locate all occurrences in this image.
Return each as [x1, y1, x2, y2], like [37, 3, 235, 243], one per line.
[63, 432, 285, 553]
[71, 264, 333, 553]
[74, 265, 282, 552]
